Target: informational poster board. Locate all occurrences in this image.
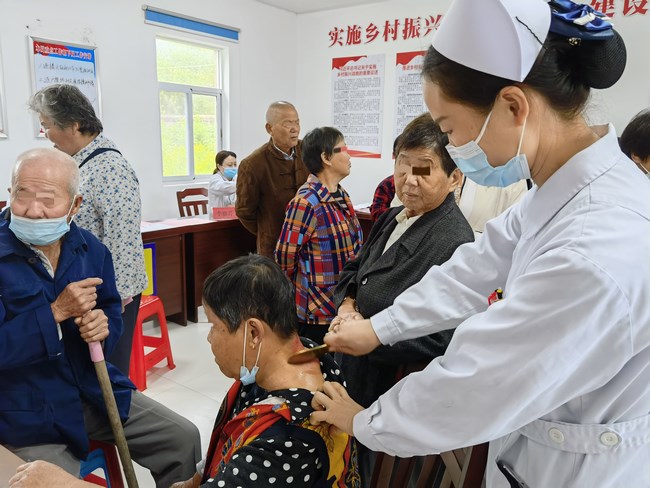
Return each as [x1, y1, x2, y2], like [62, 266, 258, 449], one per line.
[331, 54, 385, 158]
[30, 37, 100, 136]
[394, 51, 427, 141]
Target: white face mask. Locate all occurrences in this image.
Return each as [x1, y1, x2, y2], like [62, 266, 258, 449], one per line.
[445, 111, 531, 187]
[9, 197, 77, 246]
[239, 322, 262, 386]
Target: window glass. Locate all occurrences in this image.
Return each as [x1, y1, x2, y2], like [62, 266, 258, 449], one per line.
[156, 38, 219, 88]
[160, 90, 188, 178]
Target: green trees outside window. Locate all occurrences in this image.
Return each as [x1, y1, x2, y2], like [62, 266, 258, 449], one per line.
[156, 38, 222, 180]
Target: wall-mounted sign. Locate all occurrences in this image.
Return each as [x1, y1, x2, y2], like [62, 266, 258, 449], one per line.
[30, 37, 100, 136]
[332, 54, 385, 158]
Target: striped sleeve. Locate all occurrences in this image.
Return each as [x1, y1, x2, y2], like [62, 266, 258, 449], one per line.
[275, 198, 316, 282]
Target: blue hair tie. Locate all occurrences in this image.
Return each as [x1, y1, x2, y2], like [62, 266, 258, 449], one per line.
[549, 0, 614, 42]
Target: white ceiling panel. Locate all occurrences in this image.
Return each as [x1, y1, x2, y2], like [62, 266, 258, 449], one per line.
[254, 0, 387, 14]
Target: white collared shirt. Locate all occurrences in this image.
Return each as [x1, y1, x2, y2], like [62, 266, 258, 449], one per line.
[355, 125, 650, 487]
[382, 208, 421, 254]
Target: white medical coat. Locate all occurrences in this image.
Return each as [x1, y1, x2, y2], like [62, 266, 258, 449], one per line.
[208, 171, 236, 210]
[355, 125, 650, 487]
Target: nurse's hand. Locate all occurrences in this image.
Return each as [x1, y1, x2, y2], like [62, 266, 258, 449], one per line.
[9, 461, 91, 488]
[324, 318, 381, 356]
[310, 381, 364, 436]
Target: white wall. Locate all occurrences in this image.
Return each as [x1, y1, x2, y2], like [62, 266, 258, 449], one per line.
[0, 0, 298, 220]
[1, 0, 648, 216]
[296, 0, 650, 206]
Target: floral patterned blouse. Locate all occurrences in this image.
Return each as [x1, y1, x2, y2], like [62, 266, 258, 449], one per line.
[72, 134, 147, 299]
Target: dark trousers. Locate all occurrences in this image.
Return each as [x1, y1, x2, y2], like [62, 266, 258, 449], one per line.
[108, 293, 142, 375]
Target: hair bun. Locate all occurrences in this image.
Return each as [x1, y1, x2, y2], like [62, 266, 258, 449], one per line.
[576, 29, 626, 89]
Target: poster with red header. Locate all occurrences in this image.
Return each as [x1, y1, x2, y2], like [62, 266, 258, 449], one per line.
[331, 54, 385, 158]
[30, 37, 99, 136]
[394, 51, 427, 141]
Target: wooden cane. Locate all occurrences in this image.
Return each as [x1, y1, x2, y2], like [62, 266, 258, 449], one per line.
[89, 342, 139, 488]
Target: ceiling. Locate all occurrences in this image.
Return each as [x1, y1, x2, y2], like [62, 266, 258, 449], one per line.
[254, 0, 387, 14]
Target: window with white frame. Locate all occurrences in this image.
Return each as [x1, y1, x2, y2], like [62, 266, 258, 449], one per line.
[156, 37, 222, 180]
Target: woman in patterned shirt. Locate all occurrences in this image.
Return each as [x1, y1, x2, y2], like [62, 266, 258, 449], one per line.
[275, 127, 363, 344]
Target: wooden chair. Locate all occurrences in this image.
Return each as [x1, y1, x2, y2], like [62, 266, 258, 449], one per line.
[439, 443, 489, 488]
[370, 444, 488, 488]
[176, 188, 208, 217]
[369, 362, 489, 487]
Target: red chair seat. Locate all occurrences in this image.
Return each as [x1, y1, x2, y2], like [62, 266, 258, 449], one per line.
[129, 295, 175, 391]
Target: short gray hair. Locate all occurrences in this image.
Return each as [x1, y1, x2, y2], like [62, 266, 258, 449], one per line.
[265, 101, 297, 125]
[29, 84, 103, 135]
[12, 148, 79, 199]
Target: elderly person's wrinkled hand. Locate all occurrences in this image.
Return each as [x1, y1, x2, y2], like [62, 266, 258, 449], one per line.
[9, 461, 90, 488]
[51, 277, 103, 322]
[310, 381, 364, 436]
[74, 308, 109, 343]
[329, 311, 363, 332]
[325, 318, 381, 356]
[170, 472, 202, 488]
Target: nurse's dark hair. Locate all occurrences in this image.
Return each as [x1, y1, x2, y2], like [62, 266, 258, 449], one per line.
[28, 84, 103, 135]
[202, 254, 297, 339]
[396, 113, 456, 176]
[422, 30, 626, 119]
[301, 126, 345, 175]
[619, 109, 650, 160]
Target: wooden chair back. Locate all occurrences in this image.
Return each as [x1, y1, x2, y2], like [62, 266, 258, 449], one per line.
[176, 188, 208, 217]
[370, 444, 488, 488]
[439, 443, 489, 488]
[369, 362, 489, 487]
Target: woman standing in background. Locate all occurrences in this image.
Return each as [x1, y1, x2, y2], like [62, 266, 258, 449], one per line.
[275, 127, 363, 344]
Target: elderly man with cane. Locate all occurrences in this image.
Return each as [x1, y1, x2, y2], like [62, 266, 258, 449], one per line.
[0, 148, 200, 487]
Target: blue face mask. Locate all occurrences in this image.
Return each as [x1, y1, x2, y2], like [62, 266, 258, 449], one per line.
[9, 199, 76, 246]
[446, 111, 531, 187]
[223, 168, 237, 180]
[240, 322, 262, 386]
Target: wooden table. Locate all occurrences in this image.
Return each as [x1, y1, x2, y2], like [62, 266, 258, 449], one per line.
[141, 217, 255, 325]
[356, 208, 374, 237]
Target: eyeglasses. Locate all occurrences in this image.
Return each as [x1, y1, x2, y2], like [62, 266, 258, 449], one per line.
[332, 146, 348, 154]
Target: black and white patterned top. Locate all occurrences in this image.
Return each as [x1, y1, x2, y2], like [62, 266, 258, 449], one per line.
[72, 135, 147, 299]
[203, 346, 349, 488]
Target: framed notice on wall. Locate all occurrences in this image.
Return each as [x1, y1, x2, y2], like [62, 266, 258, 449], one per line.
[29, 37, 100, 136]
[394, 51, 427, 140]
[331, 54, 385, 158]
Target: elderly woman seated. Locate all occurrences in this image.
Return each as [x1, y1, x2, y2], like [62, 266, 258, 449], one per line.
[10, 255, 359, 488]
[331, 113, 474, 483]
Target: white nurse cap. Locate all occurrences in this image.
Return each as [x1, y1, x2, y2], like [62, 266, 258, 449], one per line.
[432, 0, 552, 82]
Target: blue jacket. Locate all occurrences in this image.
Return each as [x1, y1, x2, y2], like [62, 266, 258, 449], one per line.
[0, 210, 134, 458]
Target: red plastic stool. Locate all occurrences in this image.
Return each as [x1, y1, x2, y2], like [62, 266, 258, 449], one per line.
[83, 440, 125, 488]
[129, 295, 175, 391]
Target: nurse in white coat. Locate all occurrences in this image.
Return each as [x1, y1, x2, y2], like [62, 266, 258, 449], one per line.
[310, 1, 650, 487]
[208, 150, 237, 212]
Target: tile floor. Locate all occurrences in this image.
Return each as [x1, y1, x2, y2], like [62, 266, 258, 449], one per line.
[132, 307, 231, 487]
